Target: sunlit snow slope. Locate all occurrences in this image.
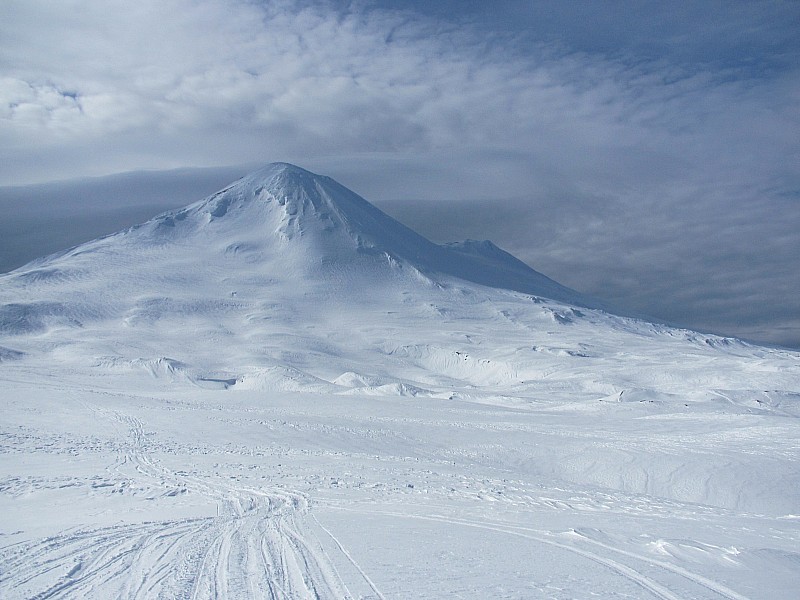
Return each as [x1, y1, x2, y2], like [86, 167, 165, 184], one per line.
[1, 163, 799, 599]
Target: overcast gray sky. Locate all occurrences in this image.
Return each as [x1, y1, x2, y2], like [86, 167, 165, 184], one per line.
[1, 0, 799, 348]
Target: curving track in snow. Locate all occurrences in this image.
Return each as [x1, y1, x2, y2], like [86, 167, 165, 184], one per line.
[0, 407, 360, 600]
[323, 505, 751, 600]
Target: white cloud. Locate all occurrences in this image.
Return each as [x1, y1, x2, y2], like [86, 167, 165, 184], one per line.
[2, 0, 797, 196]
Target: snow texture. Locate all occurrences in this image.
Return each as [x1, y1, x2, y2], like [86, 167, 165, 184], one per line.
[1, 163, 798, 599]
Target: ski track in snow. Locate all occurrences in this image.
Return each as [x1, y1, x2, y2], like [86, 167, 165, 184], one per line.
[311, 515, 385, 600]
[0, 404, 355, 600]
[1, 377, 797, 599]
[324, 506, 750, 600]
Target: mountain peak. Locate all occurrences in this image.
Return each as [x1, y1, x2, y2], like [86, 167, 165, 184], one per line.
[4, 163, 590, 313]
[187, 162, 426, 254]
[254, 161, 314, 176]
[154, 162, 586, 304]
[239, 162, 320, 188]
[205, 162, 326, 215]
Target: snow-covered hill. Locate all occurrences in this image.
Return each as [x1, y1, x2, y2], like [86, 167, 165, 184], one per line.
[1, 163, 798, 599]
[0, 162, 583, 329]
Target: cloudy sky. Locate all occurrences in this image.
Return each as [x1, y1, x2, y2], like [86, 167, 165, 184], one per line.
[1, 0, 799, 348]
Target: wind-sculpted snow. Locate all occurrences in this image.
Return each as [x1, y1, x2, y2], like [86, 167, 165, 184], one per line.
[1, 163, 799, 598]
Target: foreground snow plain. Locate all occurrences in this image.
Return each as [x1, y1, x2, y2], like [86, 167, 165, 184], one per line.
[1, 164, 799, 598]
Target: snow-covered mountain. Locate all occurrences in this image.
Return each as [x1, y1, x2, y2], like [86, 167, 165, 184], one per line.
[1, 162, 598, 388]
[0, 162, 583, 330]
[1, 163, 799, 599]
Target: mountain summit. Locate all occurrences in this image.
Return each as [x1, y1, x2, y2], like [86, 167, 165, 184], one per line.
[152, 162, 449, 269]
[135, 162, 585, 302]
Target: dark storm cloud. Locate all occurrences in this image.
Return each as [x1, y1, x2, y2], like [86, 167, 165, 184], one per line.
[0, 0, 798, 347]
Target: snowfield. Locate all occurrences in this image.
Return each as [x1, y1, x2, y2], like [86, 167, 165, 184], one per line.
[1, 163, 798, 598]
